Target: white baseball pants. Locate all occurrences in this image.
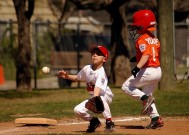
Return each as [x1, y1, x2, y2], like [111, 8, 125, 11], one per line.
[74, 94, 113, 121]
[122, 67, 162, 118]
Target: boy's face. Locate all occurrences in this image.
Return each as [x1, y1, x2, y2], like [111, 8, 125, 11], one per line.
[91, 49, 107, 65]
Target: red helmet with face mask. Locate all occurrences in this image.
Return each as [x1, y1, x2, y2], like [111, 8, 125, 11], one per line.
[129, 10, 156, 39]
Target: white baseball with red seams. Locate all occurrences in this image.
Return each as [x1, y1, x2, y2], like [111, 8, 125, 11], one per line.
[42, 66, 50, 74]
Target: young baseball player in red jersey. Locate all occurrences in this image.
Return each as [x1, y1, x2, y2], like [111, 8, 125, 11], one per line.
[58, 45, 115, 133]
[122, 10, 164, 129]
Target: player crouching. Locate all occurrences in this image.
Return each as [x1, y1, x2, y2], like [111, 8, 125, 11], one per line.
[58, 45, 115, 133]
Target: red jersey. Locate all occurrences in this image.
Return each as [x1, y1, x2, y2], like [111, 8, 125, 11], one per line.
[136, 32, 160, 68]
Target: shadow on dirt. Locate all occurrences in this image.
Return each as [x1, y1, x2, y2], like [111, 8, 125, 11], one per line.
[118, 125, 144, 129]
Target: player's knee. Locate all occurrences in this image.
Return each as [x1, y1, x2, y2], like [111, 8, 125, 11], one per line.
[73, 106, 80, 115]
[122, 83, 129, 91]
[122, 83, 131, 95]
[74, 106, 86, 118]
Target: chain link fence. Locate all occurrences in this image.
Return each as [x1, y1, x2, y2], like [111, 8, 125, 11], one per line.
[174, 22, 189, 82]
[0, 20, 188, 90]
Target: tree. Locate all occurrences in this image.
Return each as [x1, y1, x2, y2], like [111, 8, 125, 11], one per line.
[13, 0, 35, 91]
[157, 0, 176, 90]
[106, 1, 132, 85]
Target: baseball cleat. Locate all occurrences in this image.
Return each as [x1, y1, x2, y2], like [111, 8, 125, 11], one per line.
[141, 95, 155, 115]
[86, 117, 101, 133]
[104, 121, 115, 132]
[145, 117, 164, 129]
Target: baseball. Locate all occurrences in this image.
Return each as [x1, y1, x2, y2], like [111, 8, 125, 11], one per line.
[42, 66, 50, 74]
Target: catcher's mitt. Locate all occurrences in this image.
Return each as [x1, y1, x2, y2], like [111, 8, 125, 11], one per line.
[85, 96, 104, 114]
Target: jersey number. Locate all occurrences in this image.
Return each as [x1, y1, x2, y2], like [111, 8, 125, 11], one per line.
[152, 47, 156, 61]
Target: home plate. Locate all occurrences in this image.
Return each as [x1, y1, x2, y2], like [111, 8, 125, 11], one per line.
[15, 118, 58, 126]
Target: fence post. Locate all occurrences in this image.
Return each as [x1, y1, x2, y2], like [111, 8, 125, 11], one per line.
[76, 18, 81, 87]
[33, 21, 38, 90]
[187, 19, 189, 68]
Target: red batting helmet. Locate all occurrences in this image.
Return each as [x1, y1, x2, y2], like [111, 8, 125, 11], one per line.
[130, 10, 156, 39]
[132, 9, 156, 32]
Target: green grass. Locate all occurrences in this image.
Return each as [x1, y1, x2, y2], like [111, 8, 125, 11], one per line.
[0, 81, 188, 122]
[175, 66, 188, 74]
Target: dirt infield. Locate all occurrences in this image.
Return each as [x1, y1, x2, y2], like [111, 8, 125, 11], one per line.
[0, 116, 188, 135]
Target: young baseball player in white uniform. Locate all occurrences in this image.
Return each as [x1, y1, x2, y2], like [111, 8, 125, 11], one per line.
[58, 45, 115, 133]
[122, 10, 164, 129]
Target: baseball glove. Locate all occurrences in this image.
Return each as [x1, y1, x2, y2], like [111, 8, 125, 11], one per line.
[85, 96, 104, 114]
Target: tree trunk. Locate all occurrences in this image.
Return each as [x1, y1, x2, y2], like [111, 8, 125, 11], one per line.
[157, 0, 176, 91]
[16, 17, 31, 91]
[13, 0, 34, 91]
[107, 1, 131, 86]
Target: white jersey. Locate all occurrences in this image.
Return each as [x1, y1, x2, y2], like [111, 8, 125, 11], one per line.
[77, 65, 114, 97]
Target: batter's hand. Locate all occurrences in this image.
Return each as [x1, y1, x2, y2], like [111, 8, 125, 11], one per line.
[131, 66, 140, 78]
[58, 70, 69, 79]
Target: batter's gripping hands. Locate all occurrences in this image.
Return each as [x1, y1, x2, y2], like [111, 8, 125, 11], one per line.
[131, 66, 140, 78]
[85, 96, 104, 114]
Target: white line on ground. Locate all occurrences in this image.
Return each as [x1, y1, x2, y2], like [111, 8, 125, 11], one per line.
[0, 127, 21, 134]
[58, 116, 148, 125]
